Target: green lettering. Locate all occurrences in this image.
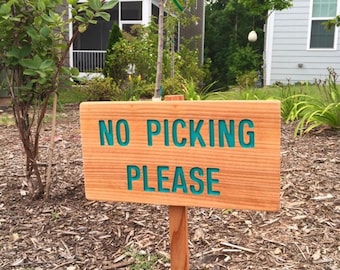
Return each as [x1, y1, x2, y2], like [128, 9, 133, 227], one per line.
[164, 120, 169, 146]
[143, 165, 155, 192]
[127, 165, 140, 190]
[207, 168, 220, 196]
[116, 119, 130, 146]
[189, 120, 206, 147]
[172, 167, 188, 193]
[99, 120, 113, 146]
[218, 120, 235, 147]
[172, 119, 186, 147]
[239, 119, 255, 148]
[147, 120, 161, 146]
[209, 119, 215, 147]
[157, 166, 170, 192]
[189, 167, 204, 195]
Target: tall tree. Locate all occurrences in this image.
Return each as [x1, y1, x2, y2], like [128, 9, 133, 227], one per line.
[154, 0, 166, 99]
[204, 0, 292, 88]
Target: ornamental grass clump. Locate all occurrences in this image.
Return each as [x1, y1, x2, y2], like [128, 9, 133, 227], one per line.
[288, 68, 340, 136]
[279, 81, 305, 122]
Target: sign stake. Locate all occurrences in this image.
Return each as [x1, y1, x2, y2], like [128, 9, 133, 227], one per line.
[164, 95, 189, 269]
[169, 205, 189, 269]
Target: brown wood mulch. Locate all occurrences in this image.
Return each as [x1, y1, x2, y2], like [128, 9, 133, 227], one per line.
[0, 105, 339, 270]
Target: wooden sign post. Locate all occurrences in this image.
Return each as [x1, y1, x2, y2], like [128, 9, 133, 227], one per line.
[164, 95, 189, 270]
[79, 99, 281, 269]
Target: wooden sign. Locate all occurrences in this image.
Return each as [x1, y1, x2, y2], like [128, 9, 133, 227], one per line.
[80, 101, 281, 211]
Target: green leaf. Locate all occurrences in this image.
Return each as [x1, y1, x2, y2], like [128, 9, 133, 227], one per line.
[41, 13, 54, 23]
[20, 46, 32, 58]
[70, 67, 79, 76]
[101, 0, 119, 10]
[94, 11, 110, 22]
[36, 70, 47, 78]
[40, 25, 50, 38]
[27, 29, 40, 40]
[19, 59, 40, 69]
[33, 55, 43, 65]
[37, 0, 46, 11]
[60, 66, 70, 75]
[67, 0, 78, 5]
[88, 0, 102, 11]
[40, 59, 54, 70]
[74, 15, 87, 23]
[37, 77, 47, 84]
[85, 9, 95, 18]
[0, 3, 11, 15]
[23, 69, 39, 76]
[1, 14, 10, 20]
[6, 45, 31, 59]
[78, 23, 88, 33]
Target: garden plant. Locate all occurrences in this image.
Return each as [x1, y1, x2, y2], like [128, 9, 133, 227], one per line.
[0, 0, 117, 199]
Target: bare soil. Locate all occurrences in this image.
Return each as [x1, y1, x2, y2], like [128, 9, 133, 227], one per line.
[0, 105, 339, 270]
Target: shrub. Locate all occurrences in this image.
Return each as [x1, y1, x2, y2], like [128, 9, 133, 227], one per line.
[104, 25, 158, 85]
[236, 70, 258, 89]
[228, 45, 261, 84]
[103, 23, 123, 78]
[84, 77, 119, 101]
[288, 68, 340, 135]
[161, 76, 184, 96]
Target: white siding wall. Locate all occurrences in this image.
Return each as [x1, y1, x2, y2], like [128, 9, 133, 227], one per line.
[265, 0, 340, 85]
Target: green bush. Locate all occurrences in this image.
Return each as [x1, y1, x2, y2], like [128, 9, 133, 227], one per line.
[84, 77, 119, 101]
[103, 23, 123, 78]
[104, 25, 158, 85]
[161, 76, 184, 96]
[236, 70, 258, 89]
[103, 24, 210, 90]
[228, 45, 261, 84]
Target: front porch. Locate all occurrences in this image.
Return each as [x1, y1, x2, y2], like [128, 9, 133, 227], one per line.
[72, 50, 106, 72]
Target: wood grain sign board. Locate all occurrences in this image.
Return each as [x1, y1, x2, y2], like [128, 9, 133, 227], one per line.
[80, 101, 281, 211]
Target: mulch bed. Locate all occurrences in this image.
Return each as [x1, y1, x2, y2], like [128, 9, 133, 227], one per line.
[0, 105, 339, 269]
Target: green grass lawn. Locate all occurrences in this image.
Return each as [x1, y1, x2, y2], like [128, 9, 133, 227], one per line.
[206, 83, 323, 101]
[57, 86, 88, 105]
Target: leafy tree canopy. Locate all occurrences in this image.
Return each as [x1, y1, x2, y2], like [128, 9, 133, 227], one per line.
[204, 0, 292, 88]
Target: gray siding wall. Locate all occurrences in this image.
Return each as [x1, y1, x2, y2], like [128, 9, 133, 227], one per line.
[268, 0, 340, 84]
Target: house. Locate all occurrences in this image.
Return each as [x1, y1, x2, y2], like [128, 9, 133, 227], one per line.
[264, 0, 340, 85]
[68, 0, 205, 75]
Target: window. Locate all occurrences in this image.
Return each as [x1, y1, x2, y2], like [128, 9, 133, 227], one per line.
[74, 6, 119, 50]
[121, 1, 142, 20]
[310, 0, 338, 49]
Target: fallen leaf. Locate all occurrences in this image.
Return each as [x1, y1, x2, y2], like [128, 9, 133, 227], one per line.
[274, 247, 282, 255]
[312, 249, 321, 261]
[12, 233, 20, 242]
[193, 228, 205, 242]
[11, 257, 25, 266]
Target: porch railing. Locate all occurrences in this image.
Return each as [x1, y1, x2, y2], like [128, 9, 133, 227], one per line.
[72, 50, 106, 72]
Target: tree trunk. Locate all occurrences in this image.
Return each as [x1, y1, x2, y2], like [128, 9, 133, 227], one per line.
[154, 0, 166, 98]
[44, 90, 58, 200]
